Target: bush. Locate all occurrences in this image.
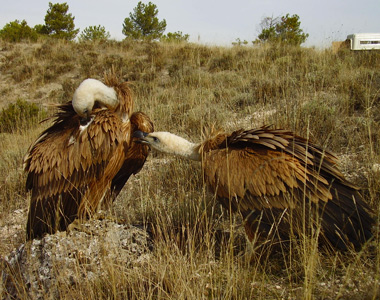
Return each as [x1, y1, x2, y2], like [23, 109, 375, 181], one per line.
[0, 20, 38, 42]
[0, 99, 47, 133]
[161, 31, 189, 43]
[79, 25, 111, 42]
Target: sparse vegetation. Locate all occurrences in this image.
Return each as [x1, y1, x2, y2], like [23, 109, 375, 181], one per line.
[0, 99, 47, 133]
[0, 39, 379, 299]
[161, 31, 190, 43]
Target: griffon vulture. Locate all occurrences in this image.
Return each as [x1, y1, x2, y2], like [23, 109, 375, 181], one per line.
[24, 73, 153, 240]
[134, 126, 374, 251]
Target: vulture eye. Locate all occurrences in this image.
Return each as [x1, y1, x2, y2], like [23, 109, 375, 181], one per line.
[152, 136, 159, 142]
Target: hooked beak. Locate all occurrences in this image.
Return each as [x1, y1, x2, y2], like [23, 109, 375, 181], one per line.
[133, 130, 150, 144]
[79, 109, 92, 126]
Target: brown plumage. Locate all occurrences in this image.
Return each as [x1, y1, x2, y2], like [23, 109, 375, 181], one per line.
[134, 126, 374, 251]
[24, 73, 153, 240]
[111, 112, 154, 200]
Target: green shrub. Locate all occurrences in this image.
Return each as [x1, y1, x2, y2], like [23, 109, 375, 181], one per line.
[79, 25, 110, 42]
[161, 31, 189, 43]
[0, 19, 38, 42]
[0, 99, 47, 133]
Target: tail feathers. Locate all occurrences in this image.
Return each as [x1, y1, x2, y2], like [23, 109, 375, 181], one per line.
[320, 183, 374, 250]
[241, 187, 374, 251]
[26, 192, 81, 240]
[58, 191, 81, 232]
[26, 197, 58, 240]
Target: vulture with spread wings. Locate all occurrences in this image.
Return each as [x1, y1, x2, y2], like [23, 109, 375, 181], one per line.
[24, 73, 153, 240]
[134, 126, 374, 250]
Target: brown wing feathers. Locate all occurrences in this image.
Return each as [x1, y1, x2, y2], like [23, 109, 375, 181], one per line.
[111, 112, 154, 200]
[25, 105, 124, 238]
[202, 126, 374, 250]
[25, 77, 153, 240]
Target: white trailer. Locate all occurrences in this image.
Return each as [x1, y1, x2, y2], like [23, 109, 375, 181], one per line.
[346, 33, 380, 50]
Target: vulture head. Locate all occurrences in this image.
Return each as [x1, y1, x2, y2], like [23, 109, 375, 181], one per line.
[72, 78, 118, 120]
[134, 131, 201, 161]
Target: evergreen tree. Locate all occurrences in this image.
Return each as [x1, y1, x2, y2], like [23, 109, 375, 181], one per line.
[122, 1, 166, 41]
[43, 2, 79, 40]
[256, 14, 308, 46]
[256, 16, 280, 43]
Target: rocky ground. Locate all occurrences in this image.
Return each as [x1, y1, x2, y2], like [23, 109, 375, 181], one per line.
[1, 219, 153, 299]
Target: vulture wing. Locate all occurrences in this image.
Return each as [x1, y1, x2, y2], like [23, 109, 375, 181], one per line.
[111, 111, 154, 200]
[202, 126, 373, 249]
[24, 103, 128, 239]
[203, 126, 336, 210]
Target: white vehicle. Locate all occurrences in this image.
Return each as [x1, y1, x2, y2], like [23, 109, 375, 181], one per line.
[346, 33, 380, 50]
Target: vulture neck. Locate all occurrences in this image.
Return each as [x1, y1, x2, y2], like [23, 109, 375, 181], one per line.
[162, 133, 202, 161]
[73, 79, 118, 118]
[87, 81, 118, 109]
[180, 142, 201, 161]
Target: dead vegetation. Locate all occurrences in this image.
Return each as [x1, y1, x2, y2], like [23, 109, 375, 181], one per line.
[0, 39, 379, 299]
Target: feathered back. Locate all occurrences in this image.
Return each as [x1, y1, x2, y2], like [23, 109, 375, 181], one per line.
[24, 73, 153, 240]
[200, 125, 373, 250]
[24, 101, 126, 238]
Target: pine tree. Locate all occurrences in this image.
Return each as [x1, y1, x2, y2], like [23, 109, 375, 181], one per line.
[42, 2, 79, 40]
[256, 14, 308, 46]
[122, 1, 166, 41]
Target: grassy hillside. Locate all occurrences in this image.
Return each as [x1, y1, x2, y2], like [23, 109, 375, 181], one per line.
[0, 39, 379, 299]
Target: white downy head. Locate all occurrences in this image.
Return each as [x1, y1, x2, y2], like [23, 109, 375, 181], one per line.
[72, 78, 118, 118]
[134, 131, 201, 161]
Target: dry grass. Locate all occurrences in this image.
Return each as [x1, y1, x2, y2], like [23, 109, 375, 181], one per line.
[0, 39, 379, 299]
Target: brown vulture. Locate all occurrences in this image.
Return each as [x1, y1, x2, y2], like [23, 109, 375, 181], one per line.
[24, 73, 154, 240]
[134, 126, 374, 251]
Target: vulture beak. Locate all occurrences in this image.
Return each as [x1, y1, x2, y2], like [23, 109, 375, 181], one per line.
[79, 109, 92, 126]
[133, 130, 150, 144]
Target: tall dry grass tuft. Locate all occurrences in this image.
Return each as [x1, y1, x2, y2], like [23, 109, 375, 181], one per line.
[0, 40, 379, 299]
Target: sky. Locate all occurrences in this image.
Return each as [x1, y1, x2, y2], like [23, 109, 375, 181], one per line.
[0, 0, 379, 48]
